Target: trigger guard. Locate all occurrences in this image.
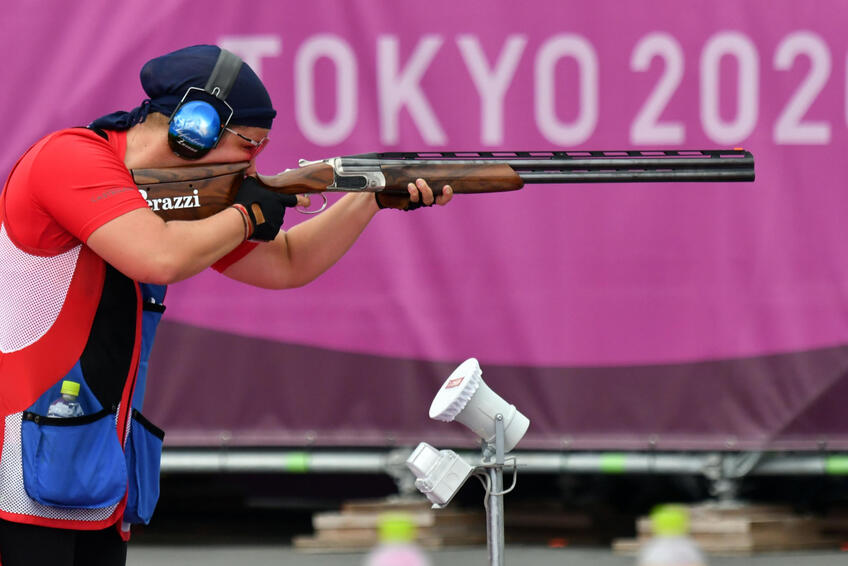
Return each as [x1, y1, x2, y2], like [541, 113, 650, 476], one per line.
[296, 193, 328, 215]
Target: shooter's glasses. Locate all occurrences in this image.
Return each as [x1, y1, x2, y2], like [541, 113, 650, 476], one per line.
[225, 128, 270, 159]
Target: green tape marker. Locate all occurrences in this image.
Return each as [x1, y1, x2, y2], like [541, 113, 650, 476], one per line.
[599, 453, 626, 474]
[285, 452, 310, 473]
[825, 455, 848, 475]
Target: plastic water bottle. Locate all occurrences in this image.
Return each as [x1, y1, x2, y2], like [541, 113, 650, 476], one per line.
[637, 505, 706, 566]
[47, 380, 84, 418]
[364, 512, 431, 566]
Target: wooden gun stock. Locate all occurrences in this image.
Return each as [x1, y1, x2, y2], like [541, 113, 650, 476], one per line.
[255, 163, 335, 193]
[131, 162, 249, 221]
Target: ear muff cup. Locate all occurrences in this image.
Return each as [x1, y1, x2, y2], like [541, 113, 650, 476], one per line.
[167, 49, 243, 160]
[168, 100, 223, 159]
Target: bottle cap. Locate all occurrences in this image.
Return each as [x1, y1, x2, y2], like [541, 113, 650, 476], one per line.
[377, 512, 417, 543]
[60, 380, 81, 397]
[651, 504, 689, 536]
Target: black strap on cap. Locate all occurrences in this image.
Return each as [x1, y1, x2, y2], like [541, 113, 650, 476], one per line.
[204, 48, 243, 100]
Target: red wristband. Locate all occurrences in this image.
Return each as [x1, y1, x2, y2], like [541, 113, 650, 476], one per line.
[231, 204, 253, 241]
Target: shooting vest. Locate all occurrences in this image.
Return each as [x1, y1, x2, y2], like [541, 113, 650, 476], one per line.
[0, 166, 166, 532]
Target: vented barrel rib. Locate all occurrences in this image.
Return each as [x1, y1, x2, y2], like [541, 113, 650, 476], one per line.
[342, 149, 755, 183]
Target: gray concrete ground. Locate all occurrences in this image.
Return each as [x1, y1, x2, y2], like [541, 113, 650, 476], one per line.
[131, 472, 848, 565]
[127, 545, 848, 566]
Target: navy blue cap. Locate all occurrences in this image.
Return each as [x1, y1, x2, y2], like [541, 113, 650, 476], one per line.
[91, 45, 276, 131]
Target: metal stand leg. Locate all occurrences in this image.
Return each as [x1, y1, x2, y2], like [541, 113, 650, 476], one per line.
[484, 414, 506, 566]
[486, 466, 505, 566]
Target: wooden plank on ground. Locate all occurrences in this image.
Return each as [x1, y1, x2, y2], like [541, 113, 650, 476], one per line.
[616, 503, 843, 555]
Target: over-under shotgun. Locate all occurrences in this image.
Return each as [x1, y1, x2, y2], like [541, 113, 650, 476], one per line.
[131, 149, 755, 221]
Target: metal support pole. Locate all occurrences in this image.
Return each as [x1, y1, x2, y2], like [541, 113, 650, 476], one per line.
[484, 414, 506, 566]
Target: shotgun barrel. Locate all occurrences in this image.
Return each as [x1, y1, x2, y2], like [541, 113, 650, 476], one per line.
[339, 149, 755, 183]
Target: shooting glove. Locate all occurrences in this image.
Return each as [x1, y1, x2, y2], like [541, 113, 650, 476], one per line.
[234, 176, 298, 241]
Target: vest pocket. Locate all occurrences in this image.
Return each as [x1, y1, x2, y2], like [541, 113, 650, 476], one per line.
[20, 409, 127, 509]
[123, 409, 165, 524]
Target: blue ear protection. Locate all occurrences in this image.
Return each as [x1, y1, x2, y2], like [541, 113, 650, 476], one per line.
[168, 49, 244, 159]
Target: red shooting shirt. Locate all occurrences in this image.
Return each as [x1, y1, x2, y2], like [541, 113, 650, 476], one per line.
[2, 127, 255, 268]
[3, 128, 146, 255]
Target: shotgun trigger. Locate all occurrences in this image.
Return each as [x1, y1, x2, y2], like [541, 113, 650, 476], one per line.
[296, 192, 328, 215]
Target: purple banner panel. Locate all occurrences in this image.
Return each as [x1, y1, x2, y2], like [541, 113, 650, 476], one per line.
[4, 1, 848, 449]
[3, 0, 847, 366]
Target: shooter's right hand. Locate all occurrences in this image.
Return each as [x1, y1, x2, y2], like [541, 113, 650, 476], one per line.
[233, 176, 299, 241]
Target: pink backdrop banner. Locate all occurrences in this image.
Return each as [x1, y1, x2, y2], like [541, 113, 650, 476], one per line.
[3, 0, 847, 368]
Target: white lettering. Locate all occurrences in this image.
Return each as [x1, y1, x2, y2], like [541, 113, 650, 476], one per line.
[377, 35, 446, 145]
[700, 31, 759, 145]
[139, 189, 201, 213]
[773, 31, 831, 144]
[295, 35, 358, 146]
[457, 35, 527, 145]
[630, 33, 685, 145]
[534, 34, 598, 145]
